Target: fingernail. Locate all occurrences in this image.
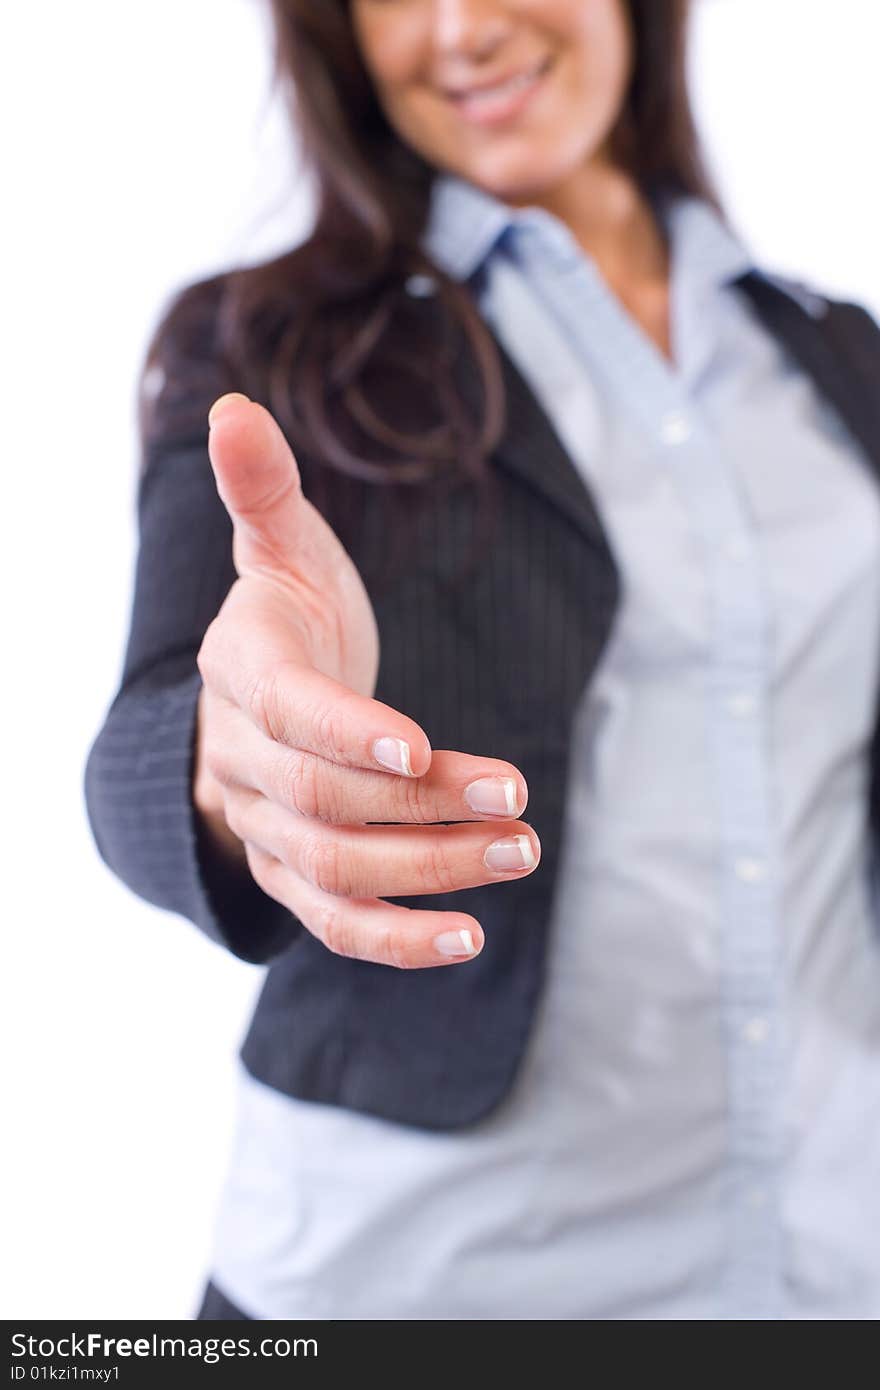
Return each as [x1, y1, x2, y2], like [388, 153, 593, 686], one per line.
[372, 737, 415, 776]
[208, 392, 250, 427]
[465, 777, 519, 816]
[434, 928, 478, 958]
[483, 834, 536, 873]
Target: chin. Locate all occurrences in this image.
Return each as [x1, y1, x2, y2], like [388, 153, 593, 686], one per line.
[457, 150, 579, 205]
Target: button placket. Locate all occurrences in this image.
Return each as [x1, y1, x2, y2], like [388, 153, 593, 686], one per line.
[660, 409, 693, 446]
[659, 409, 784, 1316]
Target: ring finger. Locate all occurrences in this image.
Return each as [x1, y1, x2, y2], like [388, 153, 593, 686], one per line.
[224, 785, 541, 899]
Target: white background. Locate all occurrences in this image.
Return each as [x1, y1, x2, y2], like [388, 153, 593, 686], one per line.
[3, 0, 879, 1319]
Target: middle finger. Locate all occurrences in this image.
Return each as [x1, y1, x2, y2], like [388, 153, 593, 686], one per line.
[214, 700, 530, 825]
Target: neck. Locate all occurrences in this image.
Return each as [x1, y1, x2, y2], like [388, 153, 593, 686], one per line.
[507, 156, 671, 293]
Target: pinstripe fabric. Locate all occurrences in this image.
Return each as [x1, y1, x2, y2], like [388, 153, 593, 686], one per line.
[85, 244, 880, 1133]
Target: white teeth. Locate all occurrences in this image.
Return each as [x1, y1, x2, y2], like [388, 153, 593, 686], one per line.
[455, 65, 542, 108]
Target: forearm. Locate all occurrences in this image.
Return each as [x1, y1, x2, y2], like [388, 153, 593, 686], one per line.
[85, 285, 300, 964]
[85, 663, 298, 966]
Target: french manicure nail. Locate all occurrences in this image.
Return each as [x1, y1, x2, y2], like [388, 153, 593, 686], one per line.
[434, 928, 478, 957]
[208, 392, 250, 427]
[465, 776, 519, 816]
[483, 834, 536, 873]
[372, 736, 414, 776]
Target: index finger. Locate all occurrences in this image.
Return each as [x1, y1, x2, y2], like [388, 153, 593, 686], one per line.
[248, 657, 433, 778]
[199, 613, 432, 778]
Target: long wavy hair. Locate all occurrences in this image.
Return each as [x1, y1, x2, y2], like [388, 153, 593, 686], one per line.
[139, 0, 723, 588]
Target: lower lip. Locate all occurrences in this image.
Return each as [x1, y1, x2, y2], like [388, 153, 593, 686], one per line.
[448, 60, 552, 129]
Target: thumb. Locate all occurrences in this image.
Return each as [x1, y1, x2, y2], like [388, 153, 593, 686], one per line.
[206, 392, 310, 579]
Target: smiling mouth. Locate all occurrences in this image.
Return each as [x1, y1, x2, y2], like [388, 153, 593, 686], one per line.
[444, 56, 554, 126]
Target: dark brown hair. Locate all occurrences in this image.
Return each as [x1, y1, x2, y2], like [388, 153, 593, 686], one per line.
[140, 0, 723, 585]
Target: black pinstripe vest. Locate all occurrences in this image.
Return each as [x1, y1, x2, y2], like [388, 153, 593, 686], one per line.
[234, 271, 880, 1128]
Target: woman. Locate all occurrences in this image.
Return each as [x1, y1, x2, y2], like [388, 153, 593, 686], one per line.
[85, 0, 880, 1319]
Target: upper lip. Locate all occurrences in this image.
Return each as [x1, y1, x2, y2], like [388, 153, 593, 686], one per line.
[442, 57, 549, 99]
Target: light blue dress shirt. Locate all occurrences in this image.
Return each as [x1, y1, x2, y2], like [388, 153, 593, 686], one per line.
[209, 173, 880, 1320]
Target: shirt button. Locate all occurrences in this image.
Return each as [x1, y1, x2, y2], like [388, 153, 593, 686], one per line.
[742, 1016, 770, 1044]
[734, 856, 766, 883]
[660, 410, 692, 445]
[404, 273, 437, 298]
[726, 692, 758, 718]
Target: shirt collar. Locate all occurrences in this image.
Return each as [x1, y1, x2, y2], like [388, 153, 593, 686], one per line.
[422, 170, 756, 295]
[659, 192, 755, 296]
[422, 172, 514, 282]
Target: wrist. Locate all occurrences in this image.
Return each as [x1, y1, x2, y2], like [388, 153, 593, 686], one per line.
[193, 687, 249, 869]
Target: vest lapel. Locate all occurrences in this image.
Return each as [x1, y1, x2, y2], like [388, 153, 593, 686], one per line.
[734, 270, 880, 478]
[479, 333, 614, 554]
